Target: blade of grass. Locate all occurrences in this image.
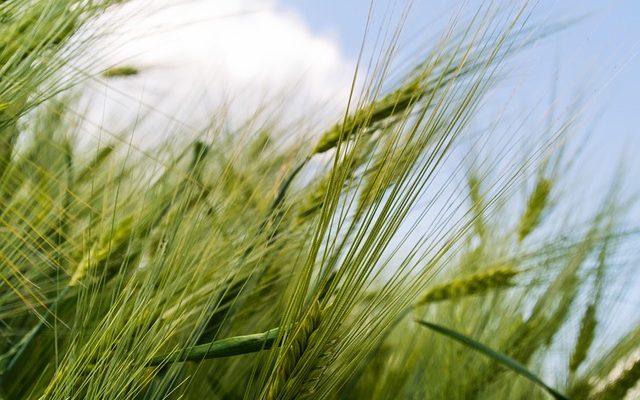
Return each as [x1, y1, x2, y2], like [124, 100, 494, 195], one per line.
[415, 320, 569, 400]
[148, 328, 280, 366]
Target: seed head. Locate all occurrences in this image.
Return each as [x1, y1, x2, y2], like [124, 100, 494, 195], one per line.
[415, 266, 518, 305]
[518, 178, 552, 241]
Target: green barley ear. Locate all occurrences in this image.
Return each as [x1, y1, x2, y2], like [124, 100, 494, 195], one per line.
[356, 136, 422, 218]
[517, 177, 552, 241]
[569, 323, 640, 399]
[69, 214, 136, 287]
[75, 144, 115, 184]
[310, 24, 516, 156]
[248, 130, 274, 158]
[102, 65, 140, 78]
[468, 175, 485, 238]
[265, 301, 322, 400]
[567, 381, 593, 399]
[569, 303, 597, 372]
[297, 177, 330, 221]
[298, 137, 375, 221]
[190, 140, 209, 176]
[414, 266, 518, 306]
[311, 78, 422, 155]
[570, 234, 610, 372]
[591, 357, 640, 400]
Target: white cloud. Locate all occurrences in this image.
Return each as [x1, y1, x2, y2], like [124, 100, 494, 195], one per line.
[79, 0, 355, 146]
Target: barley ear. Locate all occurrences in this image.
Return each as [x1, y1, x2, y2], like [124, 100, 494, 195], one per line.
[570, 228, 611, 372]
[265, 301, 322, 400]
[312, 78, 422, 154]
[102, 65, 140, 78]
[468, 175, 485, 238]
[591, 357, 640, 400]
[298, 137, 375, 222]
[518, 177, 552, 241]
[569, 303, 597, 372]
[69, 215, 135, 287]
[415, 266, 518, 306]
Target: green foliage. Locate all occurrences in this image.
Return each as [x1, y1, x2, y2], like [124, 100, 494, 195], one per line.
[415, 320, 569, 400]
[0, 1, 638, 399]
[518, 177, 552, 241]
[414, 266, 518, 305]
[102, 65, 140, 78]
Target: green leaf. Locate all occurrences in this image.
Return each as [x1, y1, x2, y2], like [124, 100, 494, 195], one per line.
[415, 320, 569, 400]
[148, 328, 279, 366]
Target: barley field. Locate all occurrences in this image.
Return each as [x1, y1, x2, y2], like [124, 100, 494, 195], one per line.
[0, 1, 638, 399]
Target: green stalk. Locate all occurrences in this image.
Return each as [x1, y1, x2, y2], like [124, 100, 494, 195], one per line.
[416, 320, 569, 400]
[148, 328, 279, 366]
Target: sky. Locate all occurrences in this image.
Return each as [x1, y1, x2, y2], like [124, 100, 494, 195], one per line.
[88, 0, 639, 178]
[276, 0, 640, 168]
[85, 0, 639, 244]
[80, 0, 640, 218]
[76, 0, 640, 245]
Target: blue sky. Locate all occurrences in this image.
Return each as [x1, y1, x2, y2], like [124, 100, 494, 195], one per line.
[276, 1, 640, 180]
[96, 0, 639, 198]
[99, 1, 639, 155]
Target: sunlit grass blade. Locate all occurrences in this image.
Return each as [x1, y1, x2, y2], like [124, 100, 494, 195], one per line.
[148, 328, 279, 366]
[415, 320, 570, 400]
